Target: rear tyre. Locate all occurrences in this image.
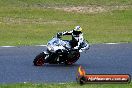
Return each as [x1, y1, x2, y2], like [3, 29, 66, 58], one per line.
[65, 51, 80, 65]
[33, 52, 45, 66]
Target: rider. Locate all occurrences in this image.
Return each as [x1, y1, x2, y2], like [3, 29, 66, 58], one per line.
[57, 26, 84, 51]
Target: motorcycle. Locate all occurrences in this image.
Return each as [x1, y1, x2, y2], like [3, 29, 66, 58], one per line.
[33, 34, 90, 66]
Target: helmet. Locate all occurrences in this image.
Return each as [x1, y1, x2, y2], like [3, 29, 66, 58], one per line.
[74, 26, 82, 32]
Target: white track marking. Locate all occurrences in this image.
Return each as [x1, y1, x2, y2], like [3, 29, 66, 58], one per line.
[104, 43, 119, 44]
[23, 82, 27, 83]
[0, 45, 47, 47]
[1, 46, 16, 47]
[0, 43, 121, 48]
[35, 45, 47, 46]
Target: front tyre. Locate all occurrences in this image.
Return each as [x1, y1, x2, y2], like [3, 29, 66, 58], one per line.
[33, 52, 45, 66]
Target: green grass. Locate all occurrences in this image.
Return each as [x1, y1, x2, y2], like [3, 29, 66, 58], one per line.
[0, 0, 132, 7]
[0, 82, 132, 88]
[0, 0, 132, 46]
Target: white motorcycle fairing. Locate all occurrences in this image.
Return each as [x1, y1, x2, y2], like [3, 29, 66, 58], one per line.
[47, 37, 71, 52]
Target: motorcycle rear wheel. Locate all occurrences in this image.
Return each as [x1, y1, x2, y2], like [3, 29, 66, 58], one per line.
[33, 52, 45, 66]
[65, 51, 80, 65]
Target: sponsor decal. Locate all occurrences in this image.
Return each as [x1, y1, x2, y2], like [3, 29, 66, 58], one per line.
[76, 66, 131, 84]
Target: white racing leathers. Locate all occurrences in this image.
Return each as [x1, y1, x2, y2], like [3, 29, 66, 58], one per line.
[61, 30, 88, 52]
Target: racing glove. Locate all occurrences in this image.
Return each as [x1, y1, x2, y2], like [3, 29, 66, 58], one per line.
[57, 32, 63, 38]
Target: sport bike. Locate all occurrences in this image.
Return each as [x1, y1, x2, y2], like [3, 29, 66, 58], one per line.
[33, 34, 90, 66]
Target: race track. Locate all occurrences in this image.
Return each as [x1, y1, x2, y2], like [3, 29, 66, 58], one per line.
[0, 43, 132, 83]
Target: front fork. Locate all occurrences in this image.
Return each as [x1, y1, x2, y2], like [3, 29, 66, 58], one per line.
[43, 50, 50, 62]
[43, 49, 58, 63]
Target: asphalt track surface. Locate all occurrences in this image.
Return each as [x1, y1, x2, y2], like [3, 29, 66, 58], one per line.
[0, 43, 132, 83]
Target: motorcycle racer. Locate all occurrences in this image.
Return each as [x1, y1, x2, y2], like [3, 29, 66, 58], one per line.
[57, 26, 84, 51]
[33, 26, 90, 66]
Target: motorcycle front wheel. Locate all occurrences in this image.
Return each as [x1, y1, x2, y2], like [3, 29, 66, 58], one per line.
[33, 52, 45, 66]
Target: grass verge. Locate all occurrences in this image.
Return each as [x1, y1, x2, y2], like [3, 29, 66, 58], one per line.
[0, 82, 132, 88]
[0, 0, 132, 46]
[0, 8, 132, 46]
